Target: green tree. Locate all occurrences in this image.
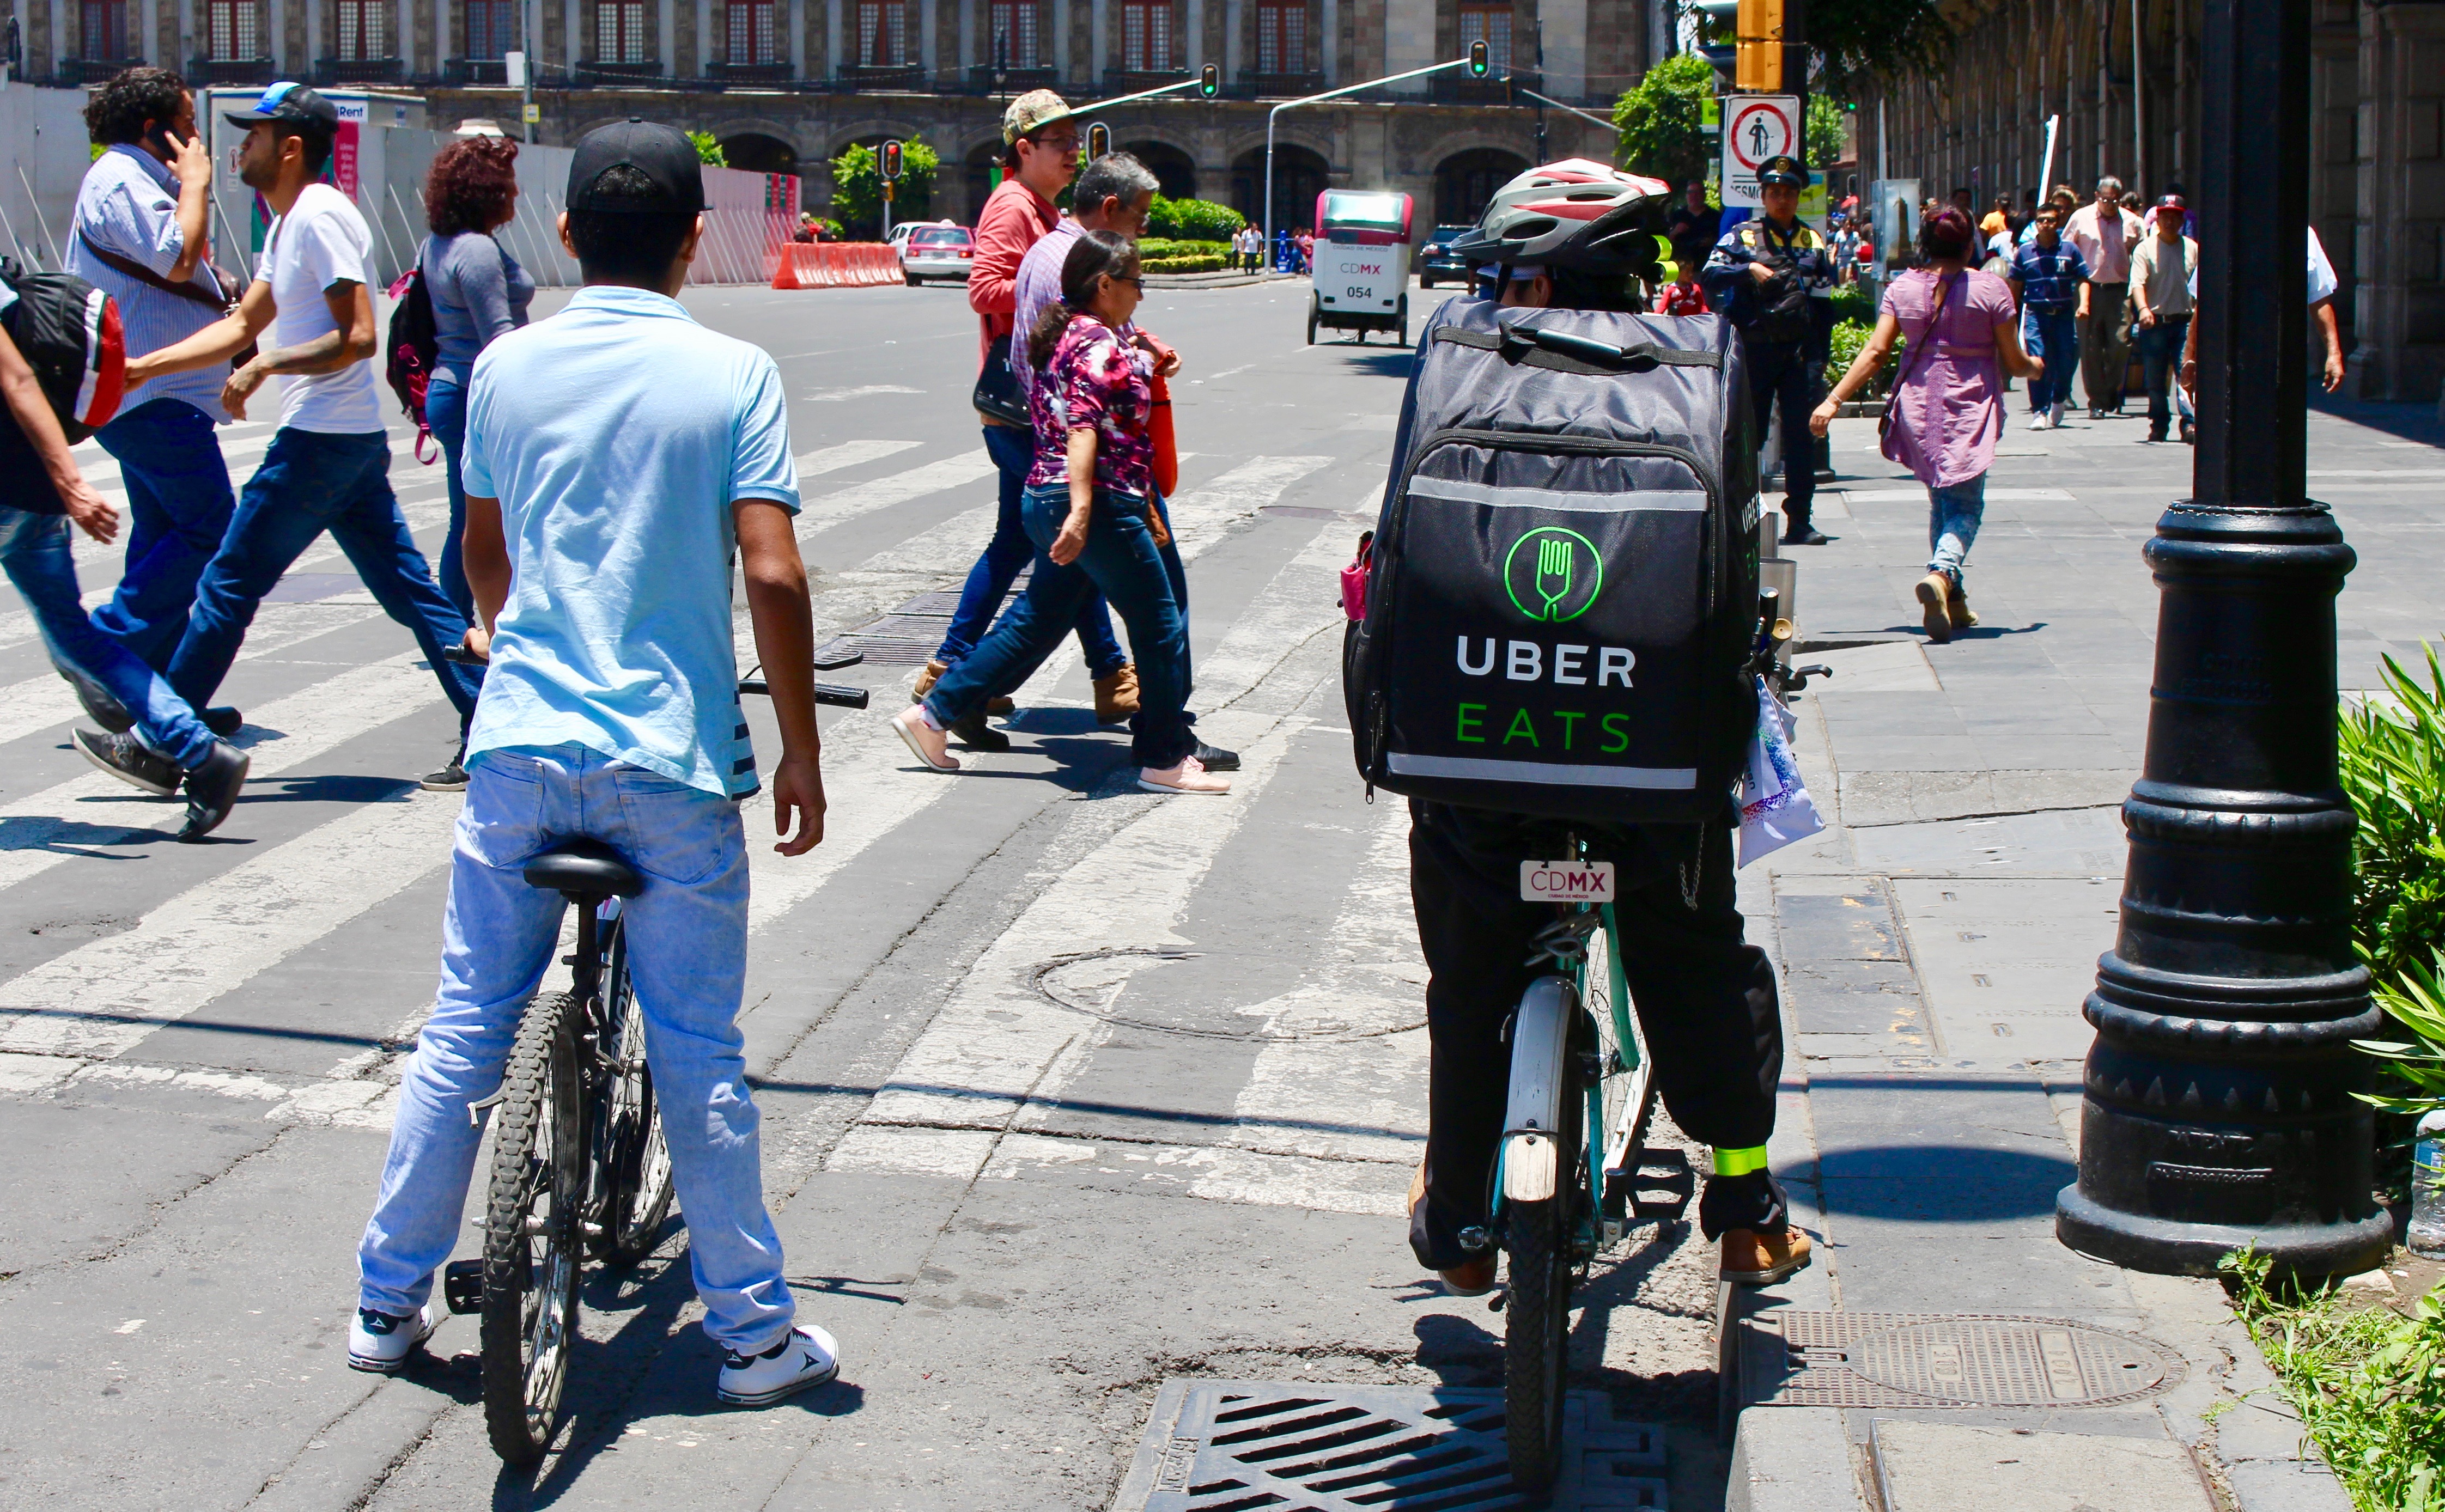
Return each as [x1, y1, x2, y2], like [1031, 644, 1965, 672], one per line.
[828, 138, 941, 237]
[686, 131, 727, 167]
[1810, 0, 1955, 90]
[1614, 53, 1715, 192]
[1807, 96, 1846, 173]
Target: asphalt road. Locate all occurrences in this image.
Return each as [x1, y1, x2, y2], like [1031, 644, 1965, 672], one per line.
[0, 276, 1739, 1511]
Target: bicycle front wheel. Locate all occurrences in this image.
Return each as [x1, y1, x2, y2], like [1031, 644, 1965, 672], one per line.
[597, 920, 675, 1267]
[481, 990, 584, 1466]
[1504, 1086, 1583, 1493]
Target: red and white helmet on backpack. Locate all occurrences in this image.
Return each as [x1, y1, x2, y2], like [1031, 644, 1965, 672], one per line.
[1445, 158, 1672, 278]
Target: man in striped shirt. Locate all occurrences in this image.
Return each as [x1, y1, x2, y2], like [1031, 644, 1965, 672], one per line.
[67, 68, 244, 701]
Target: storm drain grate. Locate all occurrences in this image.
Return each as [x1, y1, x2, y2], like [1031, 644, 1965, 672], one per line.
[1735, 1310, 2187, 1410]
[1112, 1381, 1669, 1511]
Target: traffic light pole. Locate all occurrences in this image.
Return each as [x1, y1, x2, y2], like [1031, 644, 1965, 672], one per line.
[2053, 0, 2390, 1280]
[1263, 55, 1485, 272]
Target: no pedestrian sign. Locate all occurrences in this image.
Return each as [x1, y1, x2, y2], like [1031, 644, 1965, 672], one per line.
[1721, 94, 1799, 208]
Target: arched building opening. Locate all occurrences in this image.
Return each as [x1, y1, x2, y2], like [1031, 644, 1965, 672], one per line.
[720, 133, 799, 176]
[1120, 140, 1196, 200]
[963, 141, 1003, 224]
[1434, 149, 1528, 229]
[1230, 144, 1328, 234]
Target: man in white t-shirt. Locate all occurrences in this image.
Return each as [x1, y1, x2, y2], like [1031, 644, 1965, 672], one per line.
[2065, 175, 2145, 417]
[124, 83, 479, 784]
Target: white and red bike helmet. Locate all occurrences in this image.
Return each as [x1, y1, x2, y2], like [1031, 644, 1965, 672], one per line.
[1446, 157, 1673, 282]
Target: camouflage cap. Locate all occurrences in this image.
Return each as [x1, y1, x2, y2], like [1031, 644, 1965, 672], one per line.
[1002, 88, 1073, 145]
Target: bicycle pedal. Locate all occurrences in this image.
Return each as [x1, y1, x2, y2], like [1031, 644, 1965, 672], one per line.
[1487, 1288, 1508, 1314]
[1625, 1144, 1698, 1223]
[442, 1259, 485, 1315]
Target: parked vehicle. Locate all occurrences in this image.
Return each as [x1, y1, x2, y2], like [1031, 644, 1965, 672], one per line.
[1307, 190, 1413, 345]
[898, 223, 975, 285]
[1415, 224, 1478, 288]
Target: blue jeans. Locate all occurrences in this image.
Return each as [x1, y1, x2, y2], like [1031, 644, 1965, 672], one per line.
[89, 397, 238, 671]
[0, 509, 215, 769]
[358, 745, 794, 1352]
[1926, 474, 1987, 589]
[168, 428, 479, 722]
[2136, 315, 2191, 436]
[424, 373, 475, 627]
[927, 483, 1195, 769]
[2022, 307, 2079, 413]
[932, 424, 1126, 679]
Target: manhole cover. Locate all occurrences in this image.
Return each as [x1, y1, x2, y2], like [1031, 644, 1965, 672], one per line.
[1743, 1312, 2186, 1410]
[1033, 949, 1425, 1041]
[1114, 1381, 1668, 1511]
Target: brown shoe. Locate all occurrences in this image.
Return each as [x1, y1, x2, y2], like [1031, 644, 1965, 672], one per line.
[911, 659, 950, 702]
[1409, 1164, 1498, 1296]
[1945, 583, 1980, 630]
[1093, 662, 1140, 723]
[1914, 572, 1954, 644]
[1720, 1226, 1814, 1287]
[986, 695, 1016, 716]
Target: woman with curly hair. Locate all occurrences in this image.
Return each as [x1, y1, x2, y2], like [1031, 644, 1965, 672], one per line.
[417, 134, 533, 789]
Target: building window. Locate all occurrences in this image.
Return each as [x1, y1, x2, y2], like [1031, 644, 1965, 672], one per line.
[597, 0, 650, 62]
[726, 0, 776, 63]
[335, 0, 391, 59]
[208, 0, 260, 58]
[986, 0, 1035, 69]
[463, 0, 514, 59]
[1254, 0, 1304, 76]
[81, 0, 132, 58]
[856, 0, 908, 65]
[1458, 2, 1511, 75]
[1121, 0, 1168, 72]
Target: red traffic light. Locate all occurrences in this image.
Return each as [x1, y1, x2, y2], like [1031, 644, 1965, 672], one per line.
[880, 138, 904, 182]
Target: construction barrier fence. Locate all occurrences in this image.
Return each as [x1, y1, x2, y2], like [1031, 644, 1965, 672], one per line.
[770, 242, 906, 290]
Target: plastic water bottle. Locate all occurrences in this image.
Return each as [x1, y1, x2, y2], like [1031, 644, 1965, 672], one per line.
[2411, 1109, 2445, 1259]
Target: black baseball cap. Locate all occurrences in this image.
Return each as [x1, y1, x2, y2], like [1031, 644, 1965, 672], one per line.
[222, 81, 340, 132]
[1757, 155, 1811, 190]
[567, 118, 705, 215]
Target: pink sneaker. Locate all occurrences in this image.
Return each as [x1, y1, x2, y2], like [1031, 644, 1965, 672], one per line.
[890, 705, 959, 771]
[1138, 754, 1230, 795]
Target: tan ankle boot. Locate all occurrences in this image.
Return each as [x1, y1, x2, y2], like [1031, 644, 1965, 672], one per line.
[1720, 1226, 1814, 1286]
[1914, 572, 1954, 644]
[911, 659, 949, 702]
[1946, 582, 1980, 629]
[1093, 663, 1140, 723]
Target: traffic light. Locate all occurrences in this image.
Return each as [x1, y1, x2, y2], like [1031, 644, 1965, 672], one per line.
[1085, 121, 1111, 161]
[1199, 63, 1218, 98]
[880, 138, 903, 182]
[1693, 0, 1739, 77]
[1736, 0, 1785, 93]
[1467, 39, 1488, 78]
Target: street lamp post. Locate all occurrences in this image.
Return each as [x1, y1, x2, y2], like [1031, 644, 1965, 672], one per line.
[2054, 0, 2392, 1279]
[1263, 49, 1487, 277]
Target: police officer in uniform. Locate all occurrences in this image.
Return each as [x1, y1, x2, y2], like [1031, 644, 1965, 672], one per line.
[1702, 155, 1836, 546]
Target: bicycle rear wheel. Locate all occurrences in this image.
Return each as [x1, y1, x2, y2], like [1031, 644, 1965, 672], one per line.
[481, 990, 583, 1465]
[1504, 1070, 1585, 1494]
[595, 920, 675, 1267]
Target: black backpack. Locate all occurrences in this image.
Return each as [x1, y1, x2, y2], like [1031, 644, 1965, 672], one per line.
[1345, 297, 1761, 825]
[384, 260, 440, 425]
[0, 257, 125, 443]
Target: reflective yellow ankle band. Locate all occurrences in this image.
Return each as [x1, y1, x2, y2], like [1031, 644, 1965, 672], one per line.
[1713, 1145, 1769, 1177]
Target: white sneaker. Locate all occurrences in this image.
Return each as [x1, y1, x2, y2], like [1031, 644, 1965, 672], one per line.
[2026, 411, 2051, 431]
[716, 1323, 840, 1406]
[1138, 754, 1231, 795]
[2050, 401, 2068, 428]
[347, 1304, 437, 1374]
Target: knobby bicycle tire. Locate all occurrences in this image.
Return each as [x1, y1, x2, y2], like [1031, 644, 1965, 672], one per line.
[1504, 1077, 1583, 1494]
[481, 990, 583, 1465]
[597, 922, 676, 1267]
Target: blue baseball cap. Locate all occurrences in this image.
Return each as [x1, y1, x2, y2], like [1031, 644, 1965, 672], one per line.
[222, 82, 340, 132]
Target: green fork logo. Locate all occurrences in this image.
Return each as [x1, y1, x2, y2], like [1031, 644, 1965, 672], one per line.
[1502, 527, 1604, 622]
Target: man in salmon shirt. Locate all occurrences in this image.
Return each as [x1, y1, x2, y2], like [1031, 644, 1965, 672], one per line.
[914, 89, 1137, 745]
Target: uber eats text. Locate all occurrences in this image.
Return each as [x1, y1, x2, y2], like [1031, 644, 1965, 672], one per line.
[1452, 636, 1640, 754]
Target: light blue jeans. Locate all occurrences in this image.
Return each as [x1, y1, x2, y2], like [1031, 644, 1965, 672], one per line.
[1927, 474, 1987, 589]
[357, 743, 795, 1353]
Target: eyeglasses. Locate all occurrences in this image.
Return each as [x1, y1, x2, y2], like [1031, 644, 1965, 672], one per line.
[1109, 274, 1144, 290]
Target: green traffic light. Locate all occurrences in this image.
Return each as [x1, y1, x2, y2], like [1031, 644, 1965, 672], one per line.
[1200, 63, 1218, 98]
[1467, 39, 1488, 78]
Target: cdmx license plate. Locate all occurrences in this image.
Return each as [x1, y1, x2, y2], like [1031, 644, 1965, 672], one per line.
[1519, 859, 1616, 904]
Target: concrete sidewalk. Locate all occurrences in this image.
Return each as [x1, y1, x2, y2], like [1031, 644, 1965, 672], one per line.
[1718, 398, 2445, 1510]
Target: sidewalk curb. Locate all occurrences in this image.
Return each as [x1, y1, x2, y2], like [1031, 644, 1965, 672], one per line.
[1726, 1406, 1858, 1512]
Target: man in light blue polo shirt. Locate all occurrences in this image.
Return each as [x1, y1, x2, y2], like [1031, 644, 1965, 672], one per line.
[350, 121, 841, 1409]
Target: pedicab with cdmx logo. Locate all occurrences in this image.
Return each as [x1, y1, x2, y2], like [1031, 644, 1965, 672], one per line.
[1307, 189, 1414, 345]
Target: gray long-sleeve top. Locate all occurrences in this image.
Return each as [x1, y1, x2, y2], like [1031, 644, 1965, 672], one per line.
[422, 230, 534, 385]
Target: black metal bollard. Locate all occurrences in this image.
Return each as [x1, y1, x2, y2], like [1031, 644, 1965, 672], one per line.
[2053, 0, 2393, 1278]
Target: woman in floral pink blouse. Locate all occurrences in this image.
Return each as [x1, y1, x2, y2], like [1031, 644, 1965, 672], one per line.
[894, 231, 1225, 794]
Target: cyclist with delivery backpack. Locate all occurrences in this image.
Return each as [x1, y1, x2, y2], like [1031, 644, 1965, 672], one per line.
[1343, 159, 1813, 1298]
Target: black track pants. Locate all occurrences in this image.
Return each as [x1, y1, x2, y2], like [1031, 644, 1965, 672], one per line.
[1406, 803, 1786, 1269]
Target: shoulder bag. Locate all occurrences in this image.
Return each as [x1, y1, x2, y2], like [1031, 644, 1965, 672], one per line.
[1878, 271, 1953, 443]
[971, 332, 1029, 428]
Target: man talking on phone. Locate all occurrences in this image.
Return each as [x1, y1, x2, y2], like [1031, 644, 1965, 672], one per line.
[63, 65, 247, 762]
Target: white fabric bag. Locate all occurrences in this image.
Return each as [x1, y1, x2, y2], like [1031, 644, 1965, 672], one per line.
[1737, 677, 1825, 867]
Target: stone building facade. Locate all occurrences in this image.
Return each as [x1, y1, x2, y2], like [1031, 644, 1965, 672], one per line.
[1852, 0, 2445, 407]
[7, 0, 1651, 233]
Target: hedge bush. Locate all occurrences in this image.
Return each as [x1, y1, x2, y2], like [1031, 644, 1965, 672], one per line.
[1147, 196, 1245, 241]
[1139, 237, 1228, 261]
[1144, 253, 1227, 275]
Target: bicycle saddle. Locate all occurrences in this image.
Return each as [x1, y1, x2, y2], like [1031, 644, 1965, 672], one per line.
[523, 838, 645, 898]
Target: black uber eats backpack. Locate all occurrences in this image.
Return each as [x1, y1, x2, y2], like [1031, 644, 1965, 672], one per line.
[1346, 297, 1761, 825]
[0, 256, 126, 445]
